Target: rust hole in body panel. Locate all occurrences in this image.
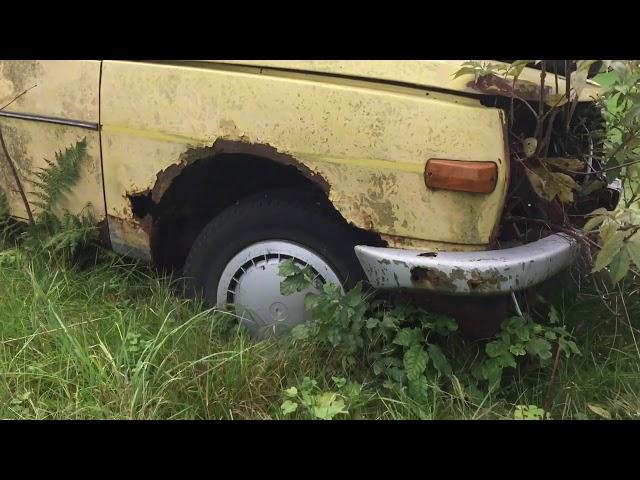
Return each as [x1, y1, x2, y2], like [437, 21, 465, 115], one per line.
[127, 190, 154, 236]
[149, 139, 331, 206]
[127, 138, 384, 272]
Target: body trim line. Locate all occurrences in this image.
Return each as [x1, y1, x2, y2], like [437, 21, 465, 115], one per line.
[0, 110, 99, 130]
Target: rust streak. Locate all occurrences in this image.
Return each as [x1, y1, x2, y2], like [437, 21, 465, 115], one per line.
[410, 266, 456, 292]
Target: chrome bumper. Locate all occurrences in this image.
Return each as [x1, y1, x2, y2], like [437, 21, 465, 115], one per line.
[354, 233, 579, 296]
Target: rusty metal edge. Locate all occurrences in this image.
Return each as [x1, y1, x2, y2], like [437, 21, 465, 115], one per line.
[355, 233, 579, 296]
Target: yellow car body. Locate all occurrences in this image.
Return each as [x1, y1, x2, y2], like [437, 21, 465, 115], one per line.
[0, 60, 600, 298]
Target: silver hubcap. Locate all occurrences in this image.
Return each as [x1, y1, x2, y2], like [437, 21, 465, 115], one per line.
[216, 240, 342, 337]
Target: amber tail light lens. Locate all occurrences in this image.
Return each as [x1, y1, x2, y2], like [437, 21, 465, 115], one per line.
[424, 159, 498, 194]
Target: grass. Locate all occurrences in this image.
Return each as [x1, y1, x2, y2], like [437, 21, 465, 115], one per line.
[1, 69, 638, 420]
[1, 233, 639, 420]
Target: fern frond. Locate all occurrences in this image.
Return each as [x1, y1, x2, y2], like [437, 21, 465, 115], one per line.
[32, 138, 87, 219]
[42, 210, 97, 256]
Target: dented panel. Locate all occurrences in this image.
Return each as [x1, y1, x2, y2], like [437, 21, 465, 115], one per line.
[0, 61, 104, 222]
[100, 61, 510, 258]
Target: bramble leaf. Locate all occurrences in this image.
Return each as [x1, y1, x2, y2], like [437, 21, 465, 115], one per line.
[403, 345, 428, 382]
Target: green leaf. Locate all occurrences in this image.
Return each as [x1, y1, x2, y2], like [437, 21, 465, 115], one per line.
[387, 366, 406, 384]
[480, 359, 503, 387]
[587, 404, 611, 420]
[583, 215, 608, 232]
[365, 318, 379, 329]
[593, 231, 625, 272]
[304, 293, 321, 312]
[290, 324, 310, 341]
[343, 283, 364, 307]
[279, 258, 300, 277]
[609, 248, 631, 284]
[393, 328, 422, 347]
[280, 274, 310, 296]
[427, 344, 452, 376]
[514, 405, 548, 420]
[280, 400, 298, 415]
[331, 377, 347, 388]
[313, 393, 347, 420]
[509, 344, 526, 356]
[626, 241, 640, 269]
[486, 341, 509, 358]
[452, 66, 479, 79]
[560, 338, 581, 356]
[285, 387, 298, 397]
[408, 374, 430, 403]
[403, 345, 429, 382]
[599, 220, 619, 245]
[525, 338, 552, 361]
[430, 314, 458, 335]
[508, 60, 534, 79]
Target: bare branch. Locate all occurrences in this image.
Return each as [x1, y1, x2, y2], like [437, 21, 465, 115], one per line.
[0, 84, 37, 111]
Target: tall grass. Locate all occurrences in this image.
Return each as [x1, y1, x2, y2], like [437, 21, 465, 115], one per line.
[1, 235, 639, 419]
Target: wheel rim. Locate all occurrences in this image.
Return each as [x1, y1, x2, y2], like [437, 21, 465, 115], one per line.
[216, 240, 342, 337]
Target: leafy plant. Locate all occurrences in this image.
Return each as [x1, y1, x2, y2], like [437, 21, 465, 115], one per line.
[280, 376, 363, 420]
[586, 62, 640, 283]
[0, 137, 98, 258]
[514, 404, 550, 420]
[475, 308, 580, 390]
[279, 261, 579, 404]
[454, 60, 640, 288]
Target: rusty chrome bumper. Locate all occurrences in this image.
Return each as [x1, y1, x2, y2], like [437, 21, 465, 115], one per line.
[354, 233, 579, 296]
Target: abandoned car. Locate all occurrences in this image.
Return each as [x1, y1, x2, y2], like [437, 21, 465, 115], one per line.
[0, 60, 611, 337]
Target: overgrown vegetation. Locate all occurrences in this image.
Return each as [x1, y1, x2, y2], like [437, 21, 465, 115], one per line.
[0, 138, 98, 260]
[272, 61, 640, 419]
[1, 62, 639, 419]
[277, 260, 583, 418]
[1, 244, 638, 419]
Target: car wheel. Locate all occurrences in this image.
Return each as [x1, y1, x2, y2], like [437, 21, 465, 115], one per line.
[183, 188, 364, 338]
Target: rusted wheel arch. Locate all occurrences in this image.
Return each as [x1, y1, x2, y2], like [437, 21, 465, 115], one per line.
[143, 141, 381, 271]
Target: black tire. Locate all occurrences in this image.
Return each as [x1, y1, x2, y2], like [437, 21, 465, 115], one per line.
[183, 188, 365, 306]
